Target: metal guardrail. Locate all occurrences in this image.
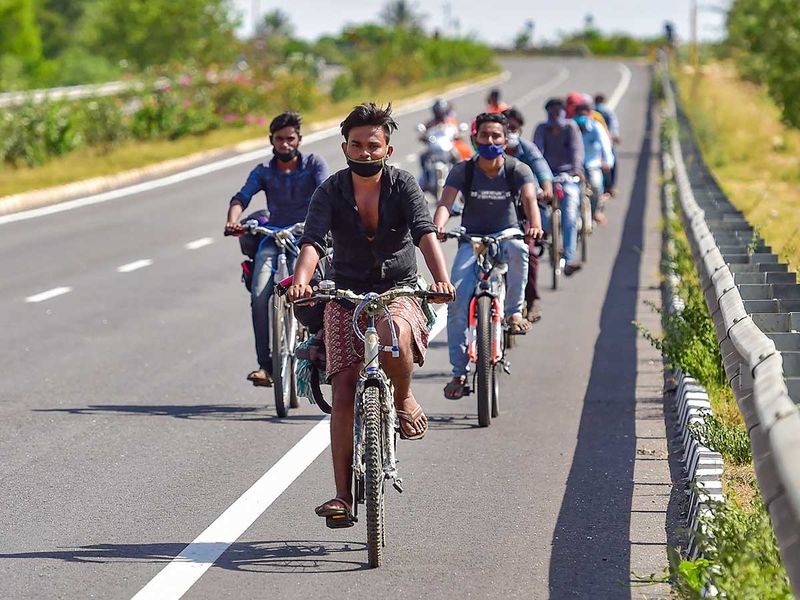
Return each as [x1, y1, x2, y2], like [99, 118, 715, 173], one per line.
[0, 80, 139, 108]
[659, 56, 800, 592]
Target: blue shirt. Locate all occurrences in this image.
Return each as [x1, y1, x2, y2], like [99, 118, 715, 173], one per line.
[230, 152, 329, 227]
[580, 120, 614, 170]
[510, 138, 553, 185]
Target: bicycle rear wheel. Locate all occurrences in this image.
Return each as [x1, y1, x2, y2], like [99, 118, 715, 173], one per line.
[476, 295, 493, 427]
[363, 384, 385, 567]
[551, 209, 562, 290]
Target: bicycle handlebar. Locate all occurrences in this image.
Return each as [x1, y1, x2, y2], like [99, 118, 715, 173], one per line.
[224, 220, 304, 238]
[442, 227, 524, 244]
[292, 285, 451, 307]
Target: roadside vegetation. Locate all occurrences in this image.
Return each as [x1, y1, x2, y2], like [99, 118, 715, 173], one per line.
[0, 1, 496, 196]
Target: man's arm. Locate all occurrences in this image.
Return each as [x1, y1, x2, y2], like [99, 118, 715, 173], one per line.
[288, 186, 332, 300]
[224, 165, 262, 233]
[519, 182, 543, 239]
[433, 186, 459, 238]
[533, 124, 545, 153]
[418, 232, 455, 302]
[569, 122, 585, 177]
[287, 244, 322, 301]
[526, 140, 554, 201]
[598, 126, 614, 169]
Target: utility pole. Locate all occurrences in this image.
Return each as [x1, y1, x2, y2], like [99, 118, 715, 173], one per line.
[690, 0, 698, 67]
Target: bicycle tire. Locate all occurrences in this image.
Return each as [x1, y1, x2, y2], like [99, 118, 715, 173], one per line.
[476, 295, 493, 428]
[271, 296, 289, 418]
[289, 355, 300, 409]
[363, 384, 385, 568]
[491, 366, 500, 418]
[551, 209, 562, 290]
[580, 195, 591, 263]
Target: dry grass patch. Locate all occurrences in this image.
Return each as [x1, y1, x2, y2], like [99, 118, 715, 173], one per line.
[675, 64, 800, 273]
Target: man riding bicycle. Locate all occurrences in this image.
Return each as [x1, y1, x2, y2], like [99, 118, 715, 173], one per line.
[224, 112, 329, 387]
[287, 103, 454, 525]
[574, 103, 614, 225]
[502, 107, 553, 323]
[433, 112, 543, 400]
[533, 98, 584, 276]
[594, 93, 621, 197]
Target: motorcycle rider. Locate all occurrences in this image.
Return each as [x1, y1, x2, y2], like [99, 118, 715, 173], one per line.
[224, 112, 329, 387]
[533, 98, 584, 276]
[502, 107, 553, 323]
[434, 112, 543, 399]
[418, 99, 461, 193]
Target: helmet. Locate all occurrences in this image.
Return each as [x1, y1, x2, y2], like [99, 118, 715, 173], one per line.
[566, 92, 584, 117]
[582, 93, 594, 108]
[432, 99, 448, 119]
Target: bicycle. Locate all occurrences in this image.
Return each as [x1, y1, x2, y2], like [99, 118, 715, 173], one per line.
[443, 227, 524, 427]
[578, 182, 593, 264]
[294, 284, 451, 567]
[232, 220, 305, 418]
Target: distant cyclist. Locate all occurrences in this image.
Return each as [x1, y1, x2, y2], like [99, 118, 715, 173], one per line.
[594, 93, 620, 196]
[574, 103, 614, 225]
[434, 112, 543, 399]
[486, 88, 510, 114]
[502, 107, 553, 323]
[225, 112, 329, 387]
[533, 98, 584, 276]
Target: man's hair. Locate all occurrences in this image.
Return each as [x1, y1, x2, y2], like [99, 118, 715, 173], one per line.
[575, 103, 591, 114]
[545, 97, 564, 111]
[475, 111, 508, 135]
[594, 94, 606, 105]
[269, 112, 302, 135]
[502, 107, 524, 126]
[488, 88, 500, 100]
[340, 102, 398, 141]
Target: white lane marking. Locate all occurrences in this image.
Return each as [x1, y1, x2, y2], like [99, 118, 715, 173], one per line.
[405, 153, 418, 163]
[184, 237, 214, 250]
[608, 63, 632, 110]
[117, 259, 153, 273]
[511, 67, 570, 108]
[0, 73, 510, 227]
[131, 306, 450, 599]
[25, 286, 72, 303]
[130, 418, 332, 600]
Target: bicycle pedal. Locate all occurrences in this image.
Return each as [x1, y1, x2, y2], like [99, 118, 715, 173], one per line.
[393, 480, 404, 494]
[502, 362, 512, 375]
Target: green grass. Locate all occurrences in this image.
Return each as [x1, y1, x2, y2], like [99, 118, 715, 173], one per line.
[0, 68, 499, 198]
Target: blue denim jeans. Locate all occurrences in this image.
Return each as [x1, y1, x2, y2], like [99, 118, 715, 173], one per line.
[447, 227, 528, 377]
[559, 180, 581, 264]
[251, 238, 295, 370]
[586, 167, 605, 215]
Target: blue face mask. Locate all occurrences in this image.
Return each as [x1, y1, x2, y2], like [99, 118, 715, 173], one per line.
[574, 115, 589, 128]
[476, 143, 505, 160]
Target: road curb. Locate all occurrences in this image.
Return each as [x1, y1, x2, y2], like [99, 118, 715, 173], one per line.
[0, 70, 509, 219]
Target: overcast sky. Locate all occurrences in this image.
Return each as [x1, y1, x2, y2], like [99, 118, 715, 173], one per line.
[233, 0, 730, 44]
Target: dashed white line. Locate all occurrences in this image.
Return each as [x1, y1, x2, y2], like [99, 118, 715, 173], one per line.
[116, 259, 153, 273]
[25, 286, 72, 303]
[185, 237, 214, 250]
[130, 306, 450, 599]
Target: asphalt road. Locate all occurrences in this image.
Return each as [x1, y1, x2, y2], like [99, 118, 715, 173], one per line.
[0, 57, 674, 599]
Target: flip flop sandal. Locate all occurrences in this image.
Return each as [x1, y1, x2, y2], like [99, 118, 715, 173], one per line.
[247, 369, 273, 387]
[443, 378, 466, 400]
[396, 405, 428, 440]
[507, 317, 531, 335]
[315, 498, 356, 528]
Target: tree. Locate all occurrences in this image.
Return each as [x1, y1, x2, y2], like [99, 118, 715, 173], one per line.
[0, 0, 42, 65]
[81, 0, 239, 69]
[259, 9, 294, 38]
[35, 0, 86, 59]
[380, 0, 423, 31]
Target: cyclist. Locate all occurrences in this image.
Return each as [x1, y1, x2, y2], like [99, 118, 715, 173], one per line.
[486, 88, 510, 114]
[594, 93, 620, 196]
[433, 112, 544, 400]
[574, 103, 614, 225]
[502, 107, 553, 323]
[533, 98, 584, 276]
[224, 112, 328, 387]
[287, 103, 454, 525]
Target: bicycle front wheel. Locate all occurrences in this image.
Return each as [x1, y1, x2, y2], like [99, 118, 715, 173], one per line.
[271, 296, 289, 418]
[363, 384, 385, 568]
[551, 209, 562, 290]
[476, 295, 493, 428]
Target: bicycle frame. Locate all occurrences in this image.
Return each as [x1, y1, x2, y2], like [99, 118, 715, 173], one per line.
[466, 241, 506, 364]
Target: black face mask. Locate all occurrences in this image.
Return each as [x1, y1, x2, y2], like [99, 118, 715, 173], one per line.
[273, 147, 298, 163]
[347, 155, 386, 178]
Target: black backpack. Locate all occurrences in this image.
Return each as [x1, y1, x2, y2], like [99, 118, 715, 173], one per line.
[462, 154, 522, 219]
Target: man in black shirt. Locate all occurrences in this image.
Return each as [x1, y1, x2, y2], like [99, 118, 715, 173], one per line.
[288, 103, 454, 525]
